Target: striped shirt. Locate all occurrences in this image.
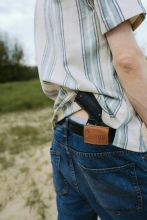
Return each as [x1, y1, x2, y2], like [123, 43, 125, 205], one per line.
[34, 0, 147, 152]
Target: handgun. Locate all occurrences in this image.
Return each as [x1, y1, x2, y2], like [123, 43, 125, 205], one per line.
[74, 91, 105, 125]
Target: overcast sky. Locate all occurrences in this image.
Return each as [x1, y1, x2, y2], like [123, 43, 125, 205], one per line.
[0, 0, 147, 66]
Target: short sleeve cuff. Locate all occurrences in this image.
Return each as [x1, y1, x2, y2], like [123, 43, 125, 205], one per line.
[128, 9, 146, 32]
[95, 0, 146, 35]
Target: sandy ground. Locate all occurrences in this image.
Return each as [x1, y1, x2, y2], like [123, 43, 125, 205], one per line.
[0, 144, 57, 220]
[0, 108, 57, 220]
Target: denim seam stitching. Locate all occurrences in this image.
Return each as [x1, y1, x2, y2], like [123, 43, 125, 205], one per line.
[51, 153, 68, 196]
[52, 138, 131, 157]
[69, 147, 130, 158]
[68, 153, 80, 193]
[130, 165, 143, 210]
[77, 162, 135, 173]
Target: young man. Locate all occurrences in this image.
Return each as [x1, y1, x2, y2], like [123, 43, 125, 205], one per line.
[34, 0, 147, 219]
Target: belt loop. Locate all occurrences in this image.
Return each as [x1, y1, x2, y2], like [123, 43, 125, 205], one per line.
[64, 117, 70, 154]
[64, 117, 69, 138]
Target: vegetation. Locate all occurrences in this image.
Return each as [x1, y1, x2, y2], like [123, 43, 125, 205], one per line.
[0, 32, 57, 220]
[0, 65, 38, 83]
[0, 33, 24, 66]
[25, 179, 48, 220]
[0, 107, 53, 157]
[0, 108, 56, 220]
[0, 32, 38, 82]
[0, 80, 53, 113]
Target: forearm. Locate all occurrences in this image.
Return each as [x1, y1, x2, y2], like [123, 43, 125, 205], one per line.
[106, 20, 147, 125]
[113, 55, 147, 126]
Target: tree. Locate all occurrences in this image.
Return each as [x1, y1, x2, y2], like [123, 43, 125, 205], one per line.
[0, 32, 25, 66]
[10, 41, 24, 65]
[0, 35, 9, 66]
[0, 32, 38, 83]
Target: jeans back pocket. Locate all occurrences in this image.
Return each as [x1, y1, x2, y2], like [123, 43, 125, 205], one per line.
[78, 162, 143, 216]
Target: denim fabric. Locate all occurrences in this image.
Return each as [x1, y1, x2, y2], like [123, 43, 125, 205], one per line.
[50, 118, 147, 220]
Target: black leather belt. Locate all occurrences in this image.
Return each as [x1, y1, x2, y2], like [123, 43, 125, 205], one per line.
[56, 118, 116, 145]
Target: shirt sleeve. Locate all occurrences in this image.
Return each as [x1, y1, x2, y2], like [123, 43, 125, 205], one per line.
[94, 0, 146, 35]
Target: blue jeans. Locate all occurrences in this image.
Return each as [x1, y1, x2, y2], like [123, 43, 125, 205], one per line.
[50, 118, 147, 220]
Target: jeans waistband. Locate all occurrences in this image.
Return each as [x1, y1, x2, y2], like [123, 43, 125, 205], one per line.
[53, 117, 126, 154]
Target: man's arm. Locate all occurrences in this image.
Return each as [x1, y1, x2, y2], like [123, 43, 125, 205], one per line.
[106, 20, 147, 126]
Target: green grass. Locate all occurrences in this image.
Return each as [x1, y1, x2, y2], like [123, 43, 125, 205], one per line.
[0, 108, 53, 156]
[0, 80, 53, 113]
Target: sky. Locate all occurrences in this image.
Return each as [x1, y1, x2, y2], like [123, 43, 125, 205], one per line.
[0, 0, 36, 66]
[0, 0, 147, 66]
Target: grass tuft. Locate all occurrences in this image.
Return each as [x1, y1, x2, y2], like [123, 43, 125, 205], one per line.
[25, 179, 48, 220]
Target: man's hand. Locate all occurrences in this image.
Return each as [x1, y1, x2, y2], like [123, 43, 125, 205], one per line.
[106, 20, 147, 126]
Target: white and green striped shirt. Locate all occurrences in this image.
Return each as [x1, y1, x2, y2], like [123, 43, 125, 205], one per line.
[34, 0, 147, 152]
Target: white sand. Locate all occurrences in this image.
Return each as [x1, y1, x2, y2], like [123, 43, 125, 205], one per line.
[0, 145, 57, 220]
